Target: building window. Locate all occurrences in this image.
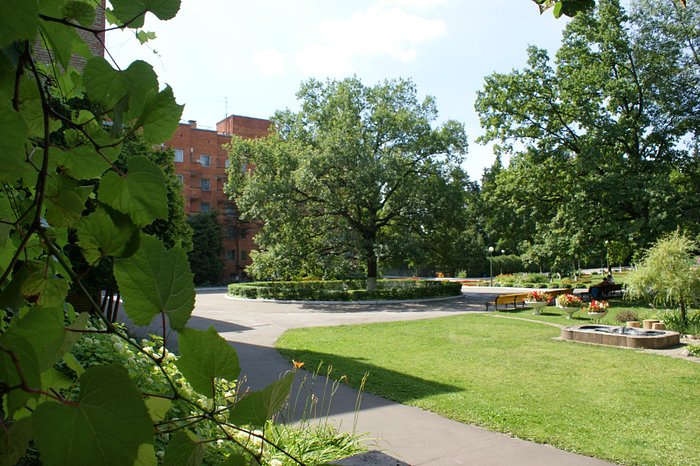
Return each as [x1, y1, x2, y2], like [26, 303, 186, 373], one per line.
[174, 148, 184, 162]
[239, 228, 247, 239]
[240, 250, 247, 261]
[227, 249, 236, 261]
[200, 155, 211, 167]
[224, 205, 236, 217]
[200, 178, 210, 191]
[225, 159, 230, 168]
[200, 202, 210, 212]
[226, 225, 236, 238]
[176, 174, 184, 184]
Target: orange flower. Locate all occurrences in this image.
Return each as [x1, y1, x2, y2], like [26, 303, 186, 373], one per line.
[292, 360, 304, 370]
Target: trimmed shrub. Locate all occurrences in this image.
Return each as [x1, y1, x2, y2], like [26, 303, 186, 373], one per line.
[228, 279, 462, 301]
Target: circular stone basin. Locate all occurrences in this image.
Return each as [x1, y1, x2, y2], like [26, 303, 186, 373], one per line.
[561, 324, 680, 349]
[576, 325, 665, 337]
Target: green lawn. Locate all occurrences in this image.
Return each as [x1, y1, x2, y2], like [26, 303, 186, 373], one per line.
[276, 313, 700, 466]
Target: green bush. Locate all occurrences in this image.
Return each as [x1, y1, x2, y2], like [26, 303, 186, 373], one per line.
[228, 279, 462, 301]
[659, 310, 700, 335]
[688, 345, 700, 357]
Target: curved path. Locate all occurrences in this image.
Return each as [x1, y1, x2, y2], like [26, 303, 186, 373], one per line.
[184, 290, 611, 466]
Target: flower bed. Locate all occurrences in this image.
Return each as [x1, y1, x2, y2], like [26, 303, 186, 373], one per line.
[228, 279, 463, 301]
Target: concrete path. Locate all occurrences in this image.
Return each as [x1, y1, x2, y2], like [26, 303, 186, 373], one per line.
[183, 290, 611, 466]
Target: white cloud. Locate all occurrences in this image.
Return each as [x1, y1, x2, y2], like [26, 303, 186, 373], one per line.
[377, 0, 452, 12]
[296, 3, 447, 77]
[253, 48, 285, 76]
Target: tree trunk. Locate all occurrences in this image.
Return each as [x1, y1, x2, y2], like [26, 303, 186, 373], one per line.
[366, 245, 378, 291]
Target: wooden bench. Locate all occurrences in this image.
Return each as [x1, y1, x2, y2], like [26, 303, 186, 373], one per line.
[582, 283, 623, 301]
[485, 293, 528, 311]
[544, 288, 574, 299]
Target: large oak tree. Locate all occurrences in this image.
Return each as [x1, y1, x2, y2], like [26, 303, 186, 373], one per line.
[227, 77, 468, 287]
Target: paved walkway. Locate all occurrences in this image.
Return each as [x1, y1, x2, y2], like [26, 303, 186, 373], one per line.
[182, 290, 611, 466]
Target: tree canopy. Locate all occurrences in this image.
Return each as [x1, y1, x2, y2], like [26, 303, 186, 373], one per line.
[228, 77, 469, 286]
[476, 0, 700, 273]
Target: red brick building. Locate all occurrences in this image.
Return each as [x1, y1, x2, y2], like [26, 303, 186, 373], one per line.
[165, 116, 270, 282]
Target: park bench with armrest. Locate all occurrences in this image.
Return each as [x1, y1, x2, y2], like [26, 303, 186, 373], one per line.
[485, 293, 528, 311]
[580, 283, 624, 301]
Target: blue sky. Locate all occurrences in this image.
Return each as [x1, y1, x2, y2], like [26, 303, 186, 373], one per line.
[106, 1, 569, 180]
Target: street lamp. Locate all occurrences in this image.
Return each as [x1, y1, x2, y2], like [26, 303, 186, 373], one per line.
[488, 246, 494, 286]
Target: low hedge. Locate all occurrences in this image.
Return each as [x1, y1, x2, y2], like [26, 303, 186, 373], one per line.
[227, 279, 462, 301]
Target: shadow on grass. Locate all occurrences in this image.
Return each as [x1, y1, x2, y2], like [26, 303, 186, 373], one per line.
[226, 338, 462, 422]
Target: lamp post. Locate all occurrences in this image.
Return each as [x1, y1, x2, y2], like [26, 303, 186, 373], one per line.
[488, 246, 494, 286]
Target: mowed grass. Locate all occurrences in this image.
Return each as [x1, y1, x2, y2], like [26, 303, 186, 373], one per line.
[276, 313, 700, 466]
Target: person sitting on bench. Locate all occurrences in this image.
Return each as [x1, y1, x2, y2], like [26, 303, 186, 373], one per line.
[591, 277, 609, 299]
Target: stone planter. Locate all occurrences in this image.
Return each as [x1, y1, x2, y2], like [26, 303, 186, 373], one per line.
[560, 306, 579, 319]
[526, 301, 547, 315]
[587, 311, 607, 321]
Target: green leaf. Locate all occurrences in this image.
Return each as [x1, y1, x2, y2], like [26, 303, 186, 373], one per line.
[123, 60, 159, 120]
[99, 156, 168, 226]
[45, 174, 93, 228]
[20, 272, 69, 308]
[6, 305, 64, 371]
[0, 333, 40, 418]
[175, 327, 240, 396]
[77, 206, 140, 264]
[229, 372, 295, 427]
[136, 30, 157, 44]
[109, 0, 181, 29]
[38, 21, 91, 71]
[0, 0, 39, 47]
[63, 351, 84, 377]
[62, 1, 96, 26]
[114, 235, 194, 330]
[0, 104, 28, 183]
[33, 364, 155, 466]
[553, 1, 564, 18]
[0, 416, 32, 466]
[163, 431, 204, 466]
[144, 396, 172, 422]
[135, 85, 184, 143]
[83, 57, 128, 109]
[221, 454, 249, 466]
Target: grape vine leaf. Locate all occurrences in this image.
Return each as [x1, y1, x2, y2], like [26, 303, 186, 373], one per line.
[0, 0, 38, 47]
[163, 431, 205, 466]
[0, 104, 29, 183]
[144, 396, 172, 422]
[98, 156, 168, 227]
[109, 0, 182, 29]
[62, 1, 96, 27]
[0, 333, 40, 418]
[134, 85, 184, 143]
[77, 206, 140, 264]
[175, 327, 240, 396]
[229, 372, 295, 427]
[45, 174, 93, 228]
[114, 235, 195, 330]
[20, 272, 70, 308]
[0, 416, 32, 466]
[6, 305, 65, 371]
[33, 365, 155, 466]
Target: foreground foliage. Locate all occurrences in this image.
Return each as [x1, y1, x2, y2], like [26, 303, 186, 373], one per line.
[0, 2, 320, 464]
[277, 314, 700, 466]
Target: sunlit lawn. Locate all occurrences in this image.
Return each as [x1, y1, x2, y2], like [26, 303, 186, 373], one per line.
[277, 312, 700, 466]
